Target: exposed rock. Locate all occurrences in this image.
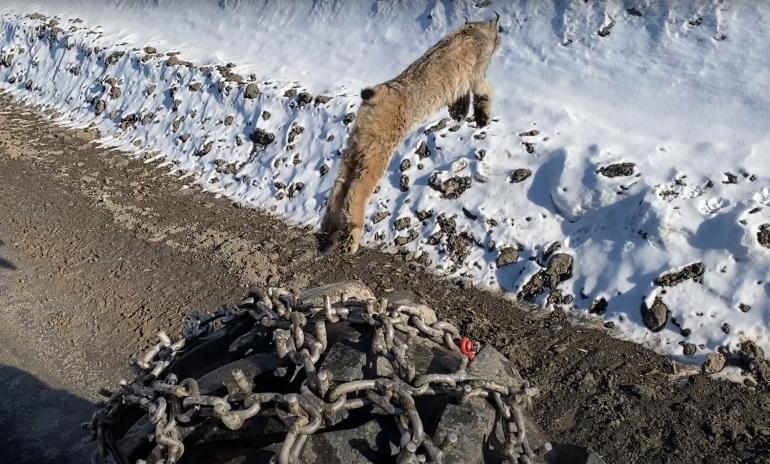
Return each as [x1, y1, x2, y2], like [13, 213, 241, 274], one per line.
[758, 224, 770, 249]
[188, 81, 202, 92]
[250, 128, 275, 147]
[119, 113, 139, 130]
[399, 174, 410, 192]
[626, 7, 644, 16]
[109, 85, 121, 99]
[509, 168, 532, 183]
[224, 115, 234, 126]
[94, 99, 106, 116]
[682, 343, 697, 356]
[722, 172, 738, 184]
[518, 129, 540, 137]
[415, 141, 431, 159]
[1, 53, 14, 67]
[144, 46, 157, 54]
[641, 296, 669, 332]
[371, 211, 388, 224]
[314, 95, 332, 106]
[394, 217, 411, 231]
[243, 83, 260, 99]
[195, 141, 213, 157]
[702, 352, 726, 375]
[105, 51, 125, 65]
[394, 230, 419, 246]
[179, 133, 191, 143]
[166, 55, 192, 67]
[424, 118, 449, 134]
[296, 92, 313, 107]
[400, 158, 411, 171]
[145, 84, 156, 96]
[738, 341, 770, 387]
[261, 110, 271, 120]
[319, 163, 329, 176]
[343, 112, 355, 125]
[287, 125, 304, 144]
[429, 174, 472, 199]
[468, 344, 525, 389]
[416, 210, 433, 221]
[518, 253, 574, 302]
[654, 262, 705, 286]
[523, 142, 535, 153]
[599, 162, 635, 178]
[589, 298, 608, 315]
[496, 247, 519, 268]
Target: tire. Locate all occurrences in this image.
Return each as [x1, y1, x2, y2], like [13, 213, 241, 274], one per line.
[90, 283, 604, 464]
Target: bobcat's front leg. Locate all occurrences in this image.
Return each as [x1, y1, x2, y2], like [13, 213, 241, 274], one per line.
[448, 92, 471, 122]
[472, 78, 493, 127]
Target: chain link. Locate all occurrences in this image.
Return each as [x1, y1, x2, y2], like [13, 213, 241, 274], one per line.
[89, 287, 548, 464]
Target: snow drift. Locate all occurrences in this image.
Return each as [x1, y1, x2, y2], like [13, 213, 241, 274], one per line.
[0, 0, 769, 369]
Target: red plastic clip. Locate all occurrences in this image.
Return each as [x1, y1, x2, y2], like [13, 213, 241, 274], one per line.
[458, 336, 478, 361]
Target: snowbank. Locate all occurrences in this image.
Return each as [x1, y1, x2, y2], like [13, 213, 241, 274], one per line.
[1, 0, 769, 368]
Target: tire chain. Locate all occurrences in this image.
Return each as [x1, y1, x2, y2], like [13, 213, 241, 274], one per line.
[88, 287, 549, 464]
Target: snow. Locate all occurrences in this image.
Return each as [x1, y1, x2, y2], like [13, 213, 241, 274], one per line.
[0, 0, 768, 366]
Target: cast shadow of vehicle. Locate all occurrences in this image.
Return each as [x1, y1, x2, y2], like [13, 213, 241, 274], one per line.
[0, 365, 93, 464]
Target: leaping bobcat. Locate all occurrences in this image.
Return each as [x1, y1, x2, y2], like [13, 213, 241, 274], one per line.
[320, 16, 501, 254]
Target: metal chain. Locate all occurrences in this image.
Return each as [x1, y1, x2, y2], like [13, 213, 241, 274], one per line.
[88, 287, 548, 464]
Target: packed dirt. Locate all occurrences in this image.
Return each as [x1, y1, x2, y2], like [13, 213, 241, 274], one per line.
[0, 92, 769, 463]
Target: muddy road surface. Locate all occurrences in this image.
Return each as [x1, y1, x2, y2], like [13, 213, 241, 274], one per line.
[0, 93, 768, 463]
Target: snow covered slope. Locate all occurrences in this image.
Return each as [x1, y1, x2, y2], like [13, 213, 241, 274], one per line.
[0, 0, 769, 368]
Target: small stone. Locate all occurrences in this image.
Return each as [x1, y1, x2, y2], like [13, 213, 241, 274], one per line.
[523, 142, 535, 153]
[144, 46, 157, 54]
[400, 158, 411, 172]
[508, 168, 532, 183]
[721, 323, 731, 334]
[589, 298, 608, 315]
[188, 82, 202, 92]
[722, 172, 738, 184]
[179, 133, 191, 143]
[416, 210, 433, 221]
[641, 296, 669, 332]
[702, 352, 726, 374]
[739, 303, 751, 313]
[145, 84, 156, 96]
[496, 247, 519, 268]
[343, 112, 355, 125]
[518, 129, 540, 137]
[244, 83, 260, 99]
[224, 115, 234, 126]
[319, 164, 329, 176]
[654, 262, 705, 286]
[296, 92, 313, 107]
[758, 224, 770, 249]
[430, 175, 472, 199]
[424, 118, 449, 134]
[415, 141, 431, 159]
[261, 111, 271, 120]
[599, 162, 635, 178]
[394, 217, 411, 231]
[314, 95, 332, 106]
[627, 7, 644, 16]
[682, 343, 697, 356]
[399, 174, 410, 192]
[94, 99, 106, 116]
[394, 230, 419, 246]
[109, 85, 122, 99]
[251, 128, 275, 147]
[105, 50, 125, 65]
[371, 211, 388, 224]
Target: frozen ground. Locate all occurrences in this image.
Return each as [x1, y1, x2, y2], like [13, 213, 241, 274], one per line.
[0, 0, 768, 368]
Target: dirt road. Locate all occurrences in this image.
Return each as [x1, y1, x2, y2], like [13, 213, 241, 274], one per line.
[0, 93, 768, 463]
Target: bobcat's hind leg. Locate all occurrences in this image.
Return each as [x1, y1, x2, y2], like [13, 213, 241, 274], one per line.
[448, 92, 471, 122]
[319, 155, 355, 252]
[472, 78, 493, 127]
[341, 149, 392, 254]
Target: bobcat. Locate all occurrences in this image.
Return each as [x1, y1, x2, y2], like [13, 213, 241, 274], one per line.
[320, 16, 501, 254]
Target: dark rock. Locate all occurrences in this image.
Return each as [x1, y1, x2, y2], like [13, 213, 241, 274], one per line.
[188, 81, 202, 92]
[598, 18, 616, 37]
[424, 118, 449, 134]
[287, 125, 304, 144]
[654, 262, 705, 286]
[599, 162, 635, 178]
[296, 92, 313, 107]
[627, 7, 644, 16]
[721, 323, 731, 334]
[416, 210, 433, 221]
[250, 128, 275, 147]
[283, 88, 297, 98]
[343, 112, 355, 125]
[738, 341, 770, 387]
[179, 133, 191, 143]
[144, 46, 157, 54]
[195, 141, 213, 157]
[399, 174, 410, 192]
[109, 85, 121, 99]
[682, 343, 697, 356]
[224, 115, 234, 126]
[496, 247, 519, 268]
[394, 217, 411, 231]
[24, 79, 33, 90]
[518, 253, 574, 302]
[739, 303, 751, 313]
[399, 158, 411, 171]
[429, 175, 472, 199]
[415, 141, 431, 159]
[589, 298, 608, 315]
[722, 172, 738, 184]
[518, 129, 540, 137]
[145, 84, 156, 96]
[371, 211, 388, 224]
[468, 345, 524, 389]
[261, 110, 271, 120]
[166, 55, 192, 67]
[509, 168, 532, 183]
[243, 83, 260, 99]
[394, 229, 419, 246]
[314, 95, 332, 106]
[523, 142, 535, 153]
[105, 51, 125, 65]
[94, 99, 106, 116]
[119, 113, 139, 130]
[758, 224, 770, 249]
[641, 296, 669, 332]
[287, 182, 304, 198]
[703, 352, 726, 374]
[319, 163, 329, 176]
